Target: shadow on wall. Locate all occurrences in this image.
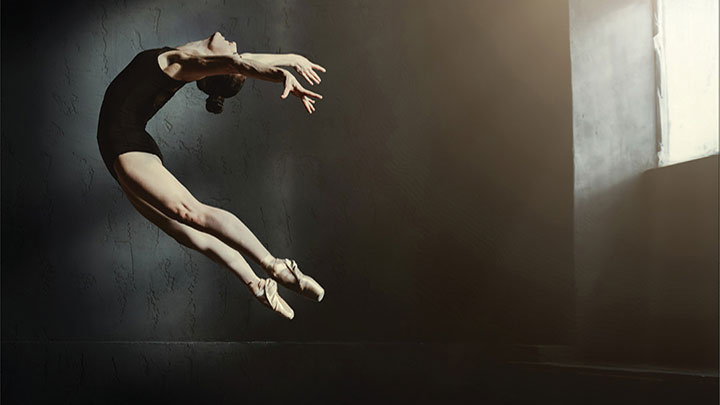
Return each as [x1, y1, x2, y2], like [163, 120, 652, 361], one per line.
[641, 155, 718, 370]
[578, 155, 718, 371]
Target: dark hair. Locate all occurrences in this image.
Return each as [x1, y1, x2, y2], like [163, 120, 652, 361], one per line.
[196, 74, 246, 114]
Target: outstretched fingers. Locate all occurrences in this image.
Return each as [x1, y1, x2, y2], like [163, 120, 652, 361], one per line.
[300, 61, 326, 86]
[300, 88, 322, 114]
[301, 87, 323, 100]
[301, 70, 320, 86]
[280, 70, 323, 114]
[281, 85, 290, 99]
[303, 96, 316, 114]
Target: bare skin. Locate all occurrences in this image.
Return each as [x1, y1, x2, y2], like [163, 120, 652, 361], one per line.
[160, 31, 326, 114]
[112, 31, 326, 310]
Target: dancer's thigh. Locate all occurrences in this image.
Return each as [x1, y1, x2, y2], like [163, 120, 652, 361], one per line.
[115, 167, 210, 250]
[113, 151, 205, 224]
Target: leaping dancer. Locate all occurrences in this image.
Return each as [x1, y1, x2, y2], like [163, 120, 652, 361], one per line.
[96, 31, 327, 320]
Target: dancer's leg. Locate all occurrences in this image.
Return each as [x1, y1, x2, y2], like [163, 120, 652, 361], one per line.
[117, 175, 266, 295]
[113, 152, 277, 268]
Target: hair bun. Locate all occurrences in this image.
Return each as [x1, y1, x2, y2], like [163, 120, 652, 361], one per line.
[206, 95, 224, 114]
[197, 74, 244, 114]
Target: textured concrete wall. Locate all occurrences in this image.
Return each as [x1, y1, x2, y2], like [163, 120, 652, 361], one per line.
[570, 0, 718, 371]
[570, 0, 660, 364]
[2, 0, 574, 401]
[2, 0, 573, 343]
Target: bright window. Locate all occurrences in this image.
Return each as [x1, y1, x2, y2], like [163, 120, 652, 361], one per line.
[654, 0, 719, 166]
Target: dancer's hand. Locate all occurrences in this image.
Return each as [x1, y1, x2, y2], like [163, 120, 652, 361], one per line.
[281, 71, 323, 115]
[291, 54, 326, 86]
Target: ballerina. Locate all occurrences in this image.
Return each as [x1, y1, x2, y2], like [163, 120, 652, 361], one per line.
[96, 31, 327, 320]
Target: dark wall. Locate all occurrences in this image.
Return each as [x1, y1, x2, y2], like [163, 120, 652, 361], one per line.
[2, 0, 574, 347]
[2, 2, 576, 400]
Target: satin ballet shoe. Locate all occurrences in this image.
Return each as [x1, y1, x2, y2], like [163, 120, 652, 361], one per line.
[265, 258, 325, 302]
[254, 278, 294, 320]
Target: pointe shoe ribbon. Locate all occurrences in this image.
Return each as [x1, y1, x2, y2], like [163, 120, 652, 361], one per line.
[274, 258, 325, 302]
[255, 278, 294, 320]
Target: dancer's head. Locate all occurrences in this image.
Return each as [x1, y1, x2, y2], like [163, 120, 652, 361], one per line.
[196, 74, 246, 114]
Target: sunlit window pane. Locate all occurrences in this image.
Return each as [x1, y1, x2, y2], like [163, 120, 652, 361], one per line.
[656, 0, 719, 166]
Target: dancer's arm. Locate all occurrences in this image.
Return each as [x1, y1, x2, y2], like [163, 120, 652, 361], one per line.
[232, 55, 289, 82]
[169, 51, 322, 114]
[235, 55, 325, 111]
[238, 53, 298, 68]
[170, 52, 287, 82]
[241, 53, 326, 86]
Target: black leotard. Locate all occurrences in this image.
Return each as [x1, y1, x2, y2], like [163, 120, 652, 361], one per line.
[97, 46, 187, 182]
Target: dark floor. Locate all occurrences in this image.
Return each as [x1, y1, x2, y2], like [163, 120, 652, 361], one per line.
[2, 341, 717, 404]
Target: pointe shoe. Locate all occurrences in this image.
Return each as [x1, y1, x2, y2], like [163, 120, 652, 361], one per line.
[254, 278, 294, 320]
[266, 258, 325, 302]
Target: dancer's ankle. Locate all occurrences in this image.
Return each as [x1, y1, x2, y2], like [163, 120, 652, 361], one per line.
[260, 254, 276, 270]
[250, 278, 265, 296]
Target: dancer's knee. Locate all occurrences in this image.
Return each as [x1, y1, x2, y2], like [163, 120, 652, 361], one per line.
[169, 200, 210, 229]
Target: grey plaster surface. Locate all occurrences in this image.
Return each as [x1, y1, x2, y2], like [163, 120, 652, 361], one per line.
[2, 0, 573, 344]
[2, 0, 580, 402]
